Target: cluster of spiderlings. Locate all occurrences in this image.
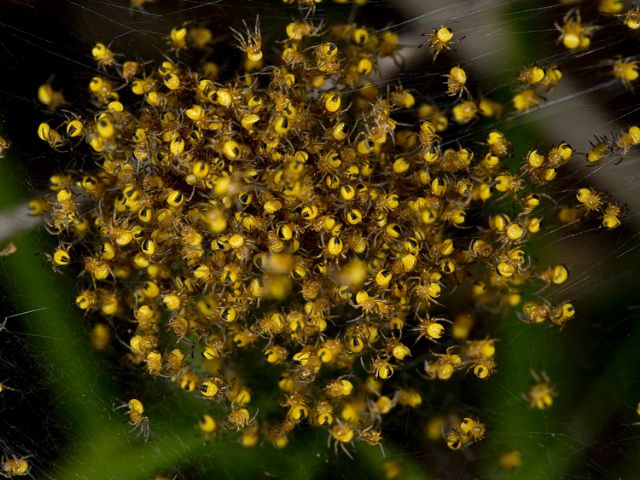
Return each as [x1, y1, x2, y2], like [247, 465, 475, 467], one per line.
[563, 4, 640, 162]
[29, 5, 635, 453]
[556, 1, 640, 94]
[550, 2, 640, 230]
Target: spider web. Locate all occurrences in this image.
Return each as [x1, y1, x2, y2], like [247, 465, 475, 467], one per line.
[0, 1, 639, 479]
